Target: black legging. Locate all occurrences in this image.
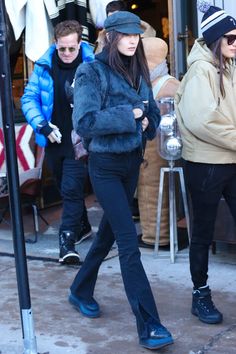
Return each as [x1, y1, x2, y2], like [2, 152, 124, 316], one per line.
[184, 161, 236, 288]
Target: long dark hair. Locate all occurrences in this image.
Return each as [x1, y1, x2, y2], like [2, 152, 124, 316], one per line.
[104, 31, 151, 89]
[208, 37, 230, 98]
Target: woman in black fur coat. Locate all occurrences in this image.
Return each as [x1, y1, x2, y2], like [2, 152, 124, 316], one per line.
[69, 11, 173, 351]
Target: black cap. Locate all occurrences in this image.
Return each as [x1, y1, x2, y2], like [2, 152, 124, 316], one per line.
[104, 11, 143, 34]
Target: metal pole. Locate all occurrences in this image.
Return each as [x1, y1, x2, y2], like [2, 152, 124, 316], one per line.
[0, 1, 37, 353]
[168, 161, 176, 263]
[154, 168, 165, 256]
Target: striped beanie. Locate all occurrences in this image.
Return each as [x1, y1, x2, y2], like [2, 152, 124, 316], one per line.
[197, 1, 236, 45]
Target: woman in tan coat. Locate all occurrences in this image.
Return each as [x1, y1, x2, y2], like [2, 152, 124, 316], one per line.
[175, 2, 236, 325]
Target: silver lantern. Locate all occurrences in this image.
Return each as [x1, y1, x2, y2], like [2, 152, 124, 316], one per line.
[154, 97, 190, 264]
[159, 114, 175, 134]
[156, 96, 175, 116]
[164, 136, 182, 159]
[156, 97, 182, 162]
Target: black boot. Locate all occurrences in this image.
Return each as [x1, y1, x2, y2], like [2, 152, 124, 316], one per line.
[132, 197, 140, 222]
[59, 231, 80, 265]
[191, 286, 223, 324]
[74, 220, 92, 245]
[74, 208, 92, 245]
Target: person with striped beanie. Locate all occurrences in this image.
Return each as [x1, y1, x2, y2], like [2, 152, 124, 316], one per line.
[175, 0, 236, 325]
[198, 0, 236, 45]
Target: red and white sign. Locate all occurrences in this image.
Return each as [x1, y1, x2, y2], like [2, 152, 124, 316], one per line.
[0, 124, 35, 173]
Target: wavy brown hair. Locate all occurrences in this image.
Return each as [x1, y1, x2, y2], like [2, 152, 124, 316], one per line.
[208, 37, 230, 98]
[104, 31, 151, 89]
[54, 20, 82, 43]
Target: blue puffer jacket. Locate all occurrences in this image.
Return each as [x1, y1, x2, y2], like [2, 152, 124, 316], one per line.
[21, 42, 94, 147]
[72, 51, 160, 154]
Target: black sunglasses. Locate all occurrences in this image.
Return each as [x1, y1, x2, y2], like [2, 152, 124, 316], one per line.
[223, 35, 236, 45]
[58, 47, 77, 53]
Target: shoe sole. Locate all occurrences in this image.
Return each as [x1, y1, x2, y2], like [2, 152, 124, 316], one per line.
[74, 230, 93, 245]
[191, 308, 223, 324]
[140, 338, 174, 350]
[59, 253, 81, 265]
[69, 295, 100, 318]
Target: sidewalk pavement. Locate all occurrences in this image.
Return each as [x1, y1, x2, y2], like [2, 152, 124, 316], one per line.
[0, 195, 236, 354]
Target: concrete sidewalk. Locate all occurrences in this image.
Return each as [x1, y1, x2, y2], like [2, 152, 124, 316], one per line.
[0, 197, 236, 354]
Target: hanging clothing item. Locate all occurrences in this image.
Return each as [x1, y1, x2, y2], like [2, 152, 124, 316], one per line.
[89, 0, 110, 28]
[25, 0, 54, 62]
[6, 12, 23, 79]
[5, 0, 27, 41]
[49, 0, 96, 44]
[6, 0, 55, 62]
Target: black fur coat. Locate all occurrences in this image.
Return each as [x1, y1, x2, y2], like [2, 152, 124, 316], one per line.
[72, 50, 160, 153]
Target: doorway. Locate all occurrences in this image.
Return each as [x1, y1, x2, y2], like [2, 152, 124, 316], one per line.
[169, 0, 198, 79]
[124, 0, 169, 40]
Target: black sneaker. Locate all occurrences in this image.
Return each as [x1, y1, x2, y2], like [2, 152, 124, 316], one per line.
[75, 222, 92, 245]
[192, 286, 223, 324]
[59, 231, 80, 265]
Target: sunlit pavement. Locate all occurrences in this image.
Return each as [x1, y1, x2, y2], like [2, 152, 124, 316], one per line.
[0, 195, 236, 354]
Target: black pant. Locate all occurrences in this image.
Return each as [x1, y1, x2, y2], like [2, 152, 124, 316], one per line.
[184, 161, 236, 288]
[70, 150, 161, 339]
[46, 149, 88, 236]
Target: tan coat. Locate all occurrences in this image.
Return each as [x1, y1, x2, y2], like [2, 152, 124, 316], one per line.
[175, 38, 236, 164]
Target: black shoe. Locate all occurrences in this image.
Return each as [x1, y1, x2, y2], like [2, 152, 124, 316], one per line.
[59, 231, 80, 265]
[139, 323, 174, 350]
[75, 221, 92, 245]
[192, 286, 223, 324]
[132, 197, 140, 222]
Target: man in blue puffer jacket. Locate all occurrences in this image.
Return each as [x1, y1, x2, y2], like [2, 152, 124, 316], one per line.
[21, 20, 94, 265]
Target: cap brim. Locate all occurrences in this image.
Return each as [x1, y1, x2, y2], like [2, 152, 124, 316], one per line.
[106, 24, 144, 34]
[116, 26, 144, 34]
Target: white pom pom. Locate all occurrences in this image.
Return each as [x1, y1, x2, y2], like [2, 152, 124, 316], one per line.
[197, 0, 211, 13]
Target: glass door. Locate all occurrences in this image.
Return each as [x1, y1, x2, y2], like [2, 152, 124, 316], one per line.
[169, 0, 198, 79]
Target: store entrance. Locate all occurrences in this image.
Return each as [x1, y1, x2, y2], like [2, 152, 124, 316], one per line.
[124, 0, 169, 41]
[169, 0, 198, 79]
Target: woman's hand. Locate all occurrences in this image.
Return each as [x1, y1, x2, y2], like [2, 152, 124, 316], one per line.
[133, 108, 143, 119]
[133, 108, 149, 130]
[142, 117, 149, 131]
